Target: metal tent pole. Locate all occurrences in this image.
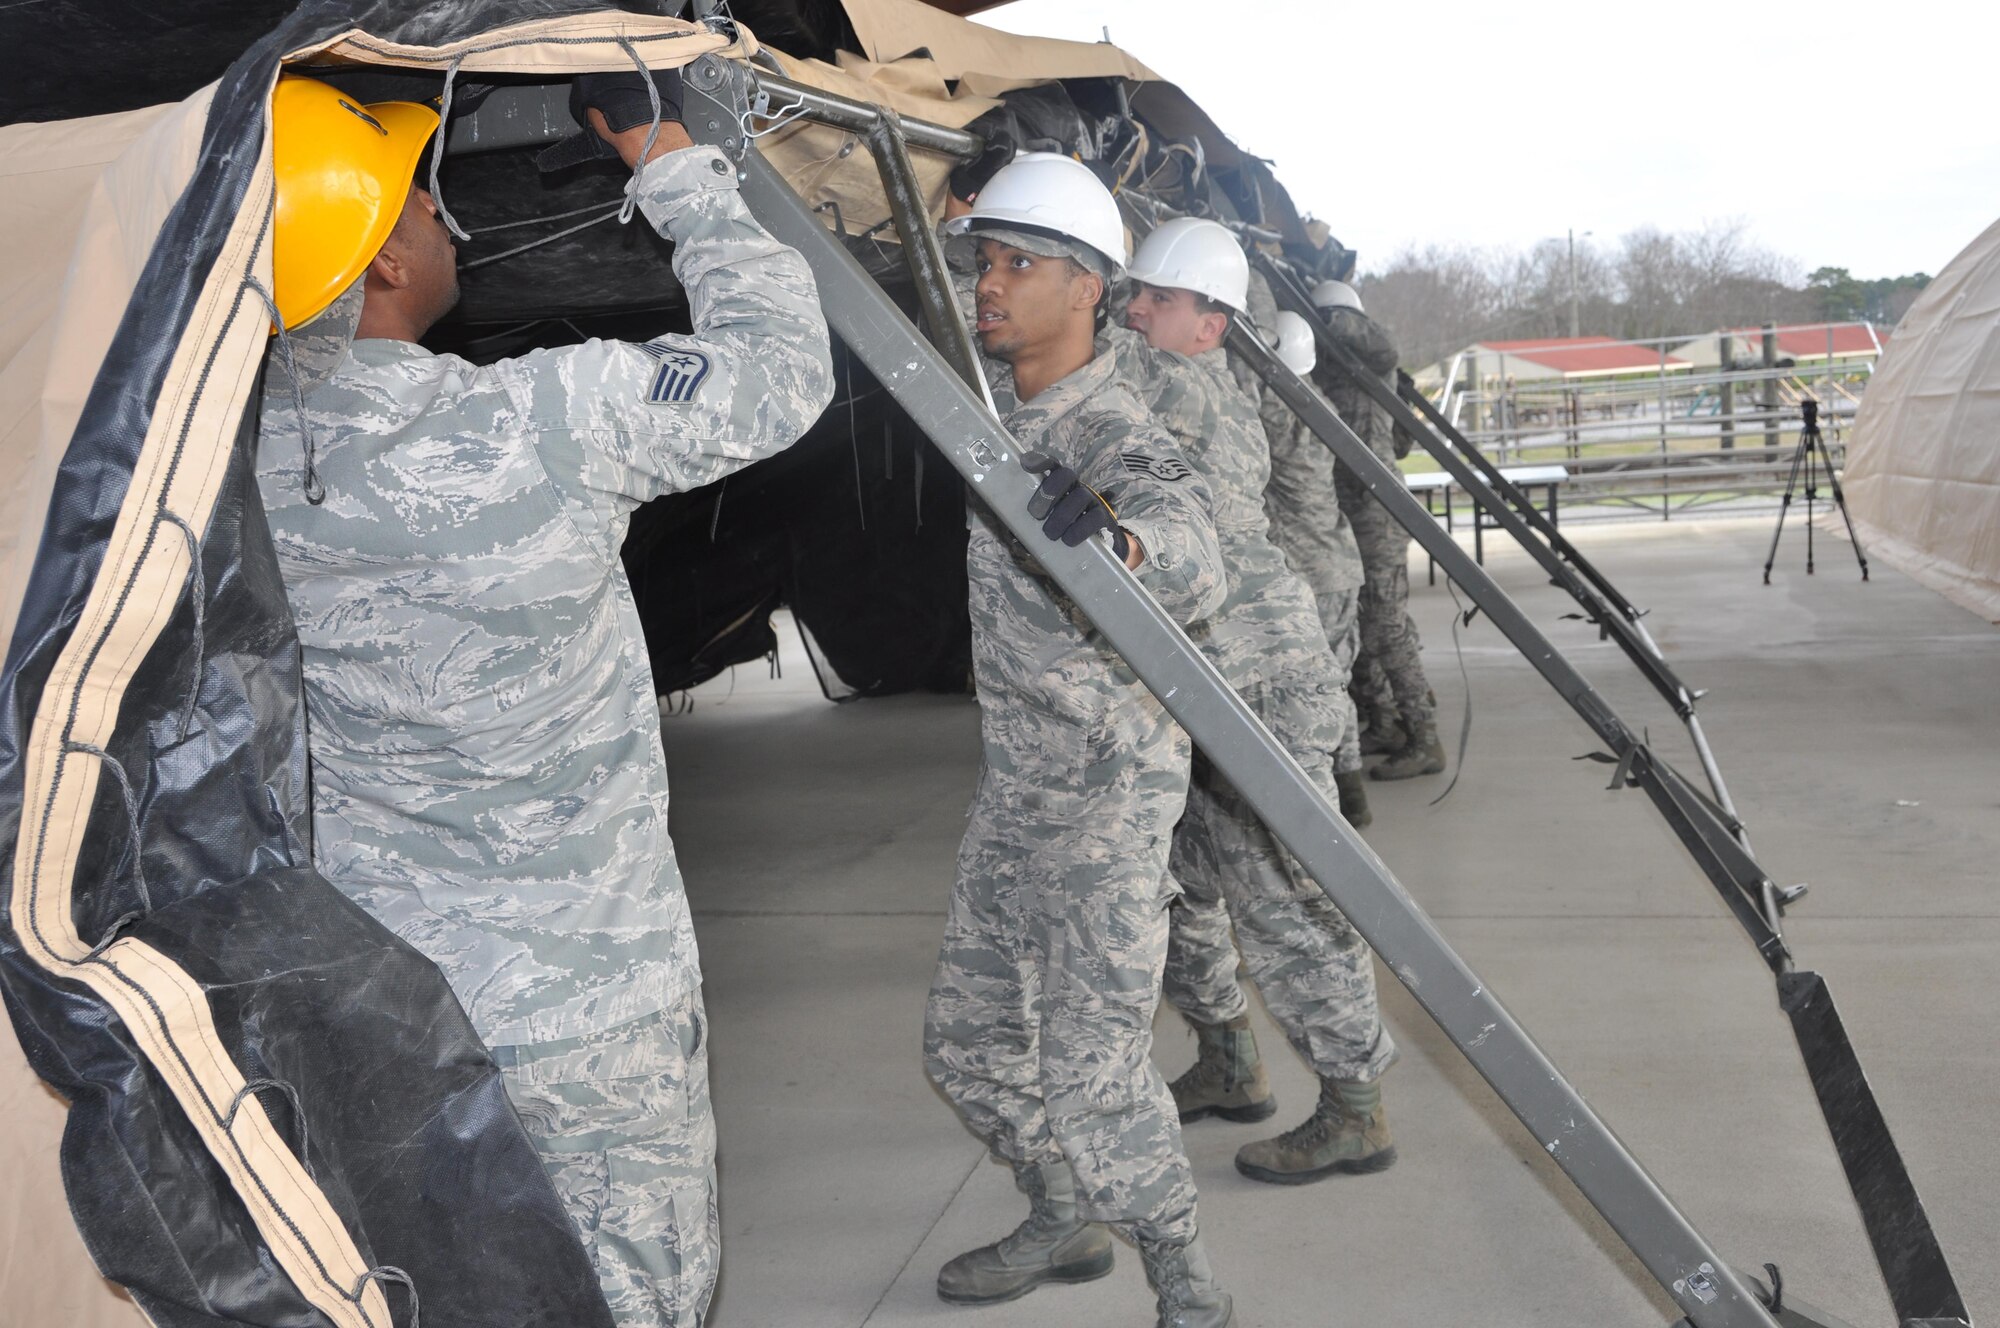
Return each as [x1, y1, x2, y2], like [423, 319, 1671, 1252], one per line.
[1209, 283, 1968, 1328]
[1241, 245, 1756, 848]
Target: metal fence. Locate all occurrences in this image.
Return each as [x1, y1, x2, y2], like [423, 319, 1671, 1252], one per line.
[1418, 323, 1882, 520]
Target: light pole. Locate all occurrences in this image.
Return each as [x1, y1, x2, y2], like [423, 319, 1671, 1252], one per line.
[1568, 228, 1593, 337]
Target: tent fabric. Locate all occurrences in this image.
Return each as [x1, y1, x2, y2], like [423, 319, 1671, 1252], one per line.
[840, 0, 1158, 93]
[0, 6, 769, 1326]
[1843, 216, 2000, 622]
[0, 97, 214, 1328]
[0, 98, 211, 654]
[755, 48, 1000, 244]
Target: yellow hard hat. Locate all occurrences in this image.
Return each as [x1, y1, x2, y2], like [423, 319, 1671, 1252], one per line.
[271, 75, 440, 330]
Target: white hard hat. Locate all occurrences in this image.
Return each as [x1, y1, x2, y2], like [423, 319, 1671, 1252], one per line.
[1126, 217, 1249, 313]
[942, 151, 1128, 273]
[1274, 311, 1317, 375]
[1311, 279, 1364, 314]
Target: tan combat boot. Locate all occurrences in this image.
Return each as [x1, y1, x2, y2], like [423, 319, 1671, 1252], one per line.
[1370, 710, 1445, 781]
[1234, 1076, 1397, 1185]
[1168, 1015, 1275, 1124]
[1334, 770, 1373, 828]
[1357, 706, 1406, 757]
[936, 1159, 1114, 1305]
[1139, 1230, 1234, 1328]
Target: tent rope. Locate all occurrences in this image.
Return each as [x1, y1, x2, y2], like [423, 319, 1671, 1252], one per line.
[223, 1078, 315, 1180]
[62, 740, 152, 917]
[351, 1265, 420, 1328]
[157, 510, 206, 745]
[244, 279, 325, 505]
[612, 35, 665, 226]
[429, 55, 472, 241]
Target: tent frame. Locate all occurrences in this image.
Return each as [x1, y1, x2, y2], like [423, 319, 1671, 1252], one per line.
[447, 48, 1970, 1328]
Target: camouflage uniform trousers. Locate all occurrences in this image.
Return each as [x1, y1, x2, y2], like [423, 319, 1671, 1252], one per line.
[924, 730, 1199, 1246]
[495, 990, 718, 1328]
[1162, 681, 1397, 1083]
[1338, 467, 1434, 725]
[1316, 588, 1364, 775]
[1262, 511, 1365, 774]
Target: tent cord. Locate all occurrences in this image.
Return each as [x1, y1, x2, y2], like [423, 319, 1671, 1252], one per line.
[62, 740, 152, 916]
[613, 35, 666, 226]
[223, 1078, 315, 1180]
[1428, 578, 1478, 808]
[429, 55, 472, 241]
[158, 510, 206, 744]
[458, 206, 623, 272]
[351, 1266, 420, 1328]
[244, 279, 324, 504]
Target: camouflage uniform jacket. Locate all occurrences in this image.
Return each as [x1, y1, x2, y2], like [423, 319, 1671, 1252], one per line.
[1231, 271, 1365, 596]
[1103, 327, 1331, 691]
[256, 146, 833, 1045]
[970, 349, 1228, 732]
[1320, 307, 1401, 469]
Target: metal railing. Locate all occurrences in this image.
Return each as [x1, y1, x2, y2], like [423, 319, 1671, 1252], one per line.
[1417, 324, 1882, 519]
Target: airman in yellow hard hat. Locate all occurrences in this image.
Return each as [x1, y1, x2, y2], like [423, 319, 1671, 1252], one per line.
[255, 67, 834, 1328]
[269, 74, 442, 330]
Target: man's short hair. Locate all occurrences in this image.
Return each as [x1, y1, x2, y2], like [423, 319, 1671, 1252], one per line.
[1062, 255, 1112, 330]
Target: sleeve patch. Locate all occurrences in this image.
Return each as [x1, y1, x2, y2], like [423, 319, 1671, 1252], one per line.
[639, 343, 712, 404]
[1120, 450, 1194, 482]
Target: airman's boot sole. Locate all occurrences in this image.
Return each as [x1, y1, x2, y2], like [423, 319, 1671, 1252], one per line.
[1369, 738, 1445, 781]
[936, 1243, 1115, 1305]
[1179, 1094, 1279, 1125]
[1235, 1143, 1399, 1186]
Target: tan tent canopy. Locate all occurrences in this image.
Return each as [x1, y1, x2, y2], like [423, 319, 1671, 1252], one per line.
[1844, 216, 2000, 621]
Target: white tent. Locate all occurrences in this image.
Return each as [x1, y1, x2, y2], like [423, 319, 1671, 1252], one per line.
[1842, 217, 2000, 621]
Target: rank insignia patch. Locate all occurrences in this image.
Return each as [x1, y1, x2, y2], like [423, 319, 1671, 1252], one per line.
[640, 343, 711, 404]
[1120, 450, 1194, 482]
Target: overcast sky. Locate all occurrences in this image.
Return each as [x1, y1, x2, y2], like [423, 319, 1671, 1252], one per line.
[976, 0, 1996, 280]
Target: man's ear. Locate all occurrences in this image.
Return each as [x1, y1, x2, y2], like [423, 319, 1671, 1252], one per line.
[1071, 270, 1105, 314]
[1199, 309, 1230, 346]
[367, 235, 411, 292]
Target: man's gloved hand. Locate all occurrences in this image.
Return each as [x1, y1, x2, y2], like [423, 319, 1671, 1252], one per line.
[949, 129, 1016, 204]
[572, 67, 686, 136]
[1022, 451, 1129, 561]
[537, 67, 686, 172]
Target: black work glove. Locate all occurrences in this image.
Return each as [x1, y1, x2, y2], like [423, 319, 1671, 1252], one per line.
[949, 128, 1016, 203]
[1022, 451, 1129, 561]
[537, 67, 687, 173]
[572, 67, 686, 134]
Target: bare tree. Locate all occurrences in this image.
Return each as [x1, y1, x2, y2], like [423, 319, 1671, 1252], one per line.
[1358, 221, 1820, 370]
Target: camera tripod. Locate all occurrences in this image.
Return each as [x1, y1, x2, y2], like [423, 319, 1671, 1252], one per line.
[1763, 397, 1869, 583]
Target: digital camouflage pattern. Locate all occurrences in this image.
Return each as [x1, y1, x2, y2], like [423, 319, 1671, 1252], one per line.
[1162, 705, 1397, 1083]
[1321, 306, 1435, 728]
[1103, 326, 1332, 693]
[257, 144, 832, 1049]
[1107, 321, 1393, 1086]
[925, 238, 1227, 1243]
[495, 991, 718, 1328]
[1238, 271, 1367, 773]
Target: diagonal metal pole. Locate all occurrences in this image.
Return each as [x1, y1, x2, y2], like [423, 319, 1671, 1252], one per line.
[1240, 244, 1755, 851]
[676, 53, 1786, 1328]
[1209, 288, 1969, 1328]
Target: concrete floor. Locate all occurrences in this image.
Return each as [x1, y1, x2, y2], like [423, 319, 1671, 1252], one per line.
[657, 517, 1999, 1328]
